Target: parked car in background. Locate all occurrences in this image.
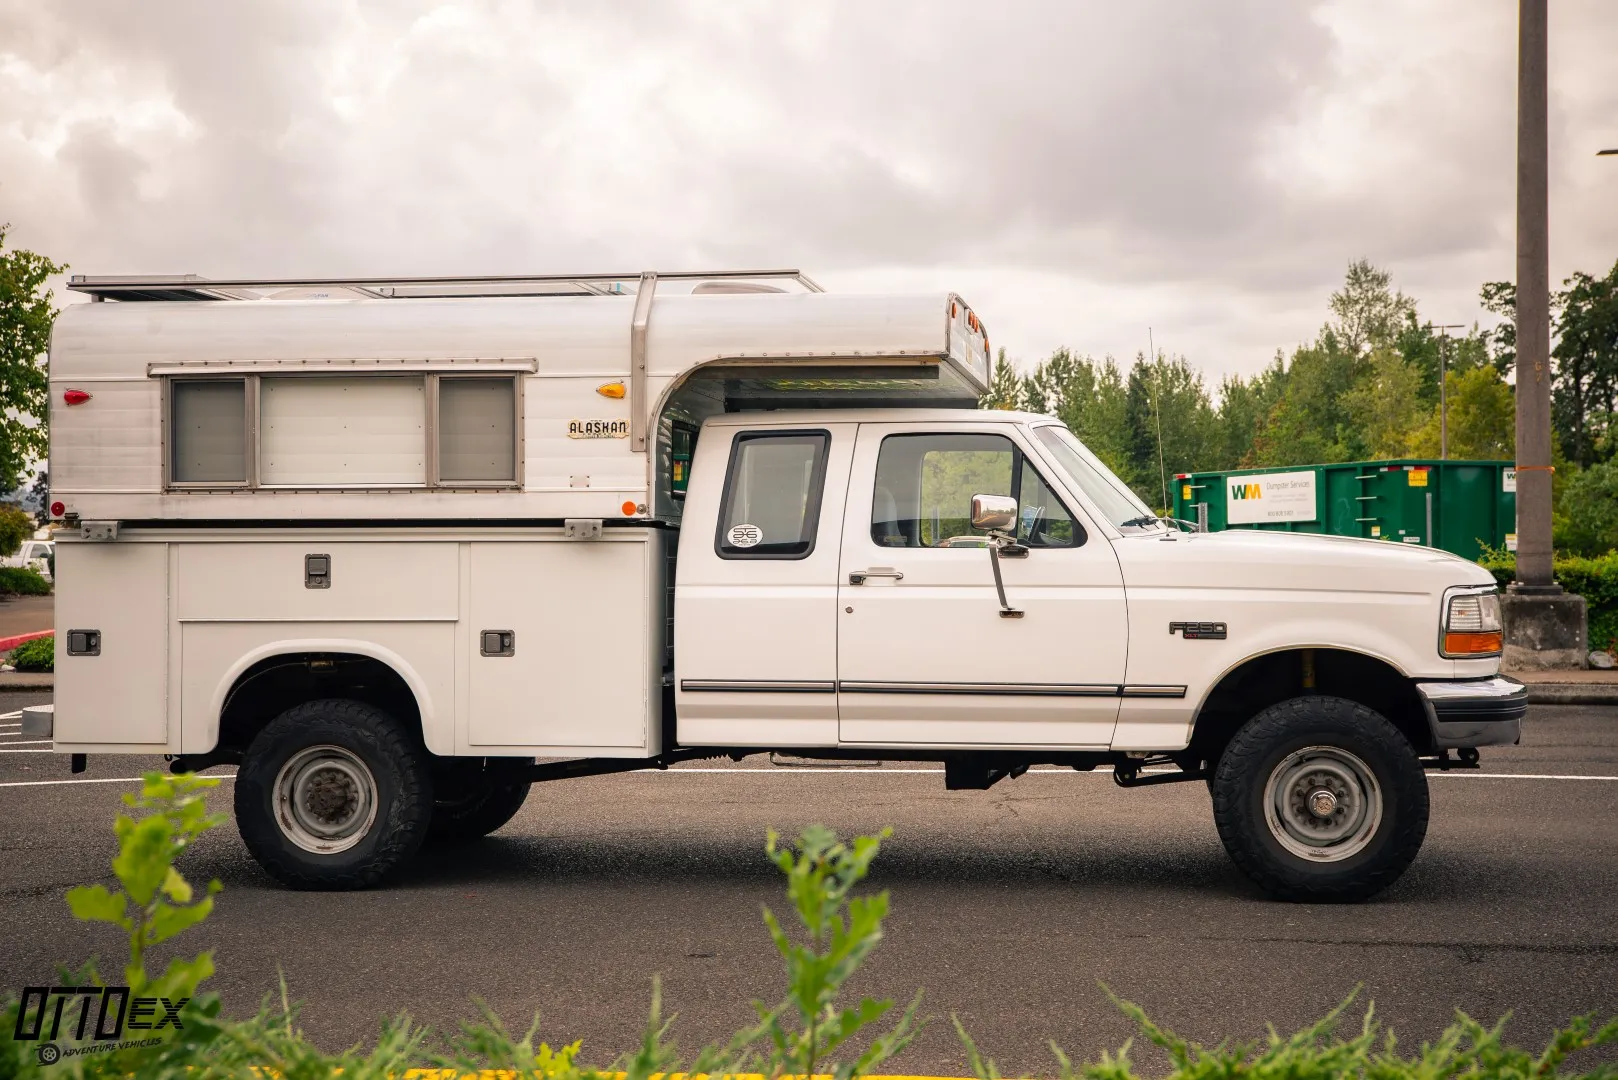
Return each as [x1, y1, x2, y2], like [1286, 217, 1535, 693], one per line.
[0, 539, 53, 581]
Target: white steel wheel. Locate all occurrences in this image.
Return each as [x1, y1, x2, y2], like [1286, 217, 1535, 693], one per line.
[1261, 744, 1383, 863]
[273, 744, 380, 854]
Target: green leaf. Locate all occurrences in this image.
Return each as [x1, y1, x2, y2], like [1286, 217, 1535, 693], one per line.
[66, 883, 128, 926]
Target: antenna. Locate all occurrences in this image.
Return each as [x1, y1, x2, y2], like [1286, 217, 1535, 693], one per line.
[1147, 327, 1169, 514]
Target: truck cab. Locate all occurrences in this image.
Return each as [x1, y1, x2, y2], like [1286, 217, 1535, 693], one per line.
[43, 270, 1523, 901]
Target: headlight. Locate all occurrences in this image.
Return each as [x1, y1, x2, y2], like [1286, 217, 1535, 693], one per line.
[1441, 588, 1503, 658]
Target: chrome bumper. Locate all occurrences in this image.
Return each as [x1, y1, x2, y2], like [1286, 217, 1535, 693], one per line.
[1415, 676, 1526, 749]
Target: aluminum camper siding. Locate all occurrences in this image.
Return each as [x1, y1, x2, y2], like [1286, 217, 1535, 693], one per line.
[48, 292, 989, 523]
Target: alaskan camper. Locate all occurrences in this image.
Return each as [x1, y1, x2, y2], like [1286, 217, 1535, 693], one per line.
[39, 270, 1523, 901]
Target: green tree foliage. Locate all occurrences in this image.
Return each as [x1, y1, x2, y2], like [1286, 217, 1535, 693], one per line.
[1340, 347, 1428, 459]
[1329, 258, 1416, 356]
[1021, 348, 1133, 479]
[968, 257, 1618, 556]
[1125, 352, 1218, 509]
[1554, 459, 1618, 557]
[0, 227, 65, 493]
[1406, 366, 1516, 460]
[0, 503, 32, 556]
[1552, 259, 1618, 468]
[1480, 279, 1517, 375]
[979, 348, 1023, 411]
[1247, 331, 1368, 466]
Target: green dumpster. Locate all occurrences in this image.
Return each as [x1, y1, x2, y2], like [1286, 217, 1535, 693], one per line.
[1170, 459, 1517, 560]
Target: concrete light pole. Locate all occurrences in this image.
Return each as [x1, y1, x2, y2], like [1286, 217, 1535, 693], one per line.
[1501, 0, 1588, 669]
[1514, 0, 1553, 590]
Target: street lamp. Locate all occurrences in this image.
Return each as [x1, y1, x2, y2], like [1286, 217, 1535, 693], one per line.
[1426, 323, 1466, 459]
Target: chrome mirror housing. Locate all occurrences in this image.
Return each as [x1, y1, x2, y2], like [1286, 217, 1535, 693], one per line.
[970, 493, 1017, 532]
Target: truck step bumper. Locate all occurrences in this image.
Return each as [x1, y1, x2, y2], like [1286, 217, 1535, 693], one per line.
[1415, 676, 1526, 749]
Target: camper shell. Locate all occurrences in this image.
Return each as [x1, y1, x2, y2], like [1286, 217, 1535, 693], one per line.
[43, 269, 1522, 903]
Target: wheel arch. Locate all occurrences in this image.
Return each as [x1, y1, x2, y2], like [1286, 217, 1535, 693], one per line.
[1189, 646, 1431, 766]
[201, 639, 440, 758]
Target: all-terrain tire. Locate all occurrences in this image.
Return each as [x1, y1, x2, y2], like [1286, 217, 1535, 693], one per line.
[1211, 695, 1429, 903]
[428, 767, 532, 845]
[234, 698, 433, 890]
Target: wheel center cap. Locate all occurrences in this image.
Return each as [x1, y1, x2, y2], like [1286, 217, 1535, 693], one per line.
[1307, 788, 1338, 818]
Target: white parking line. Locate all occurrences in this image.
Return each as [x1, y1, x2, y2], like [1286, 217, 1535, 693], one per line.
[0, 775, 235, 789]
[0, 740, 52, 746]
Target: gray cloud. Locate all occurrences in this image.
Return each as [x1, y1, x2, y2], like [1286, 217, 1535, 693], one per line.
[1, 0, 1613, 380]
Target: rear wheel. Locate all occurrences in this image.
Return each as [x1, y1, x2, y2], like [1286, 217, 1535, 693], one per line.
[428, 759, 532, 844]
[235, 699, 433, 890]
[1211, 695, 1428, 902]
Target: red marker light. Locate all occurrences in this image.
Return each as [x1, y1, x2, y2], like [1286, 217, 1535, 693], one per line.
[50, 501, 65, 518]
[63, 389, 91, 406]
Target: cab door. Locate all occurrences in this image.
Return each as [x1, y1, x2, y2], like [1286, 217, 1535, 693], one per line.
[674, 422, 856, 747]
[836, 422, 1126, 747]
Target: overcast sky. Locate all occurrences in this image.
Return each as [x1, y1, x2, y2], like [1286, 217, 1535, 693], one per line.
[2, 1, 1614, 383]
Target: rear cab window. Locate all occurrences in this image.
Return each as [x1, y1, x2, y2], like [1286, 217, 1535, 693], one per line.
[715, 430, 831, 559]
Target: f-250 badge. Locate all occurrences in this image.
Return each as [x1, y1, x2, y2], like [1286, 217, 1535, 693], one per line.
[1169, 621, 1227, 640]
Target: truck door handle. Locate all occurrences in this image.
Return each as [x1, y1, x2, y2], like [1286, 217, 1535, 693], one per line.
[848, 568, 904, 585]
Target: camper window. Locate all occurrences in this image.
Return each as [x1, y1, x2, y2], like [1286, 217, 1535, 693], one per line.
[437, 377, 517, 483]
[165, 373, 521, 490]
[171, 379, 249, 485]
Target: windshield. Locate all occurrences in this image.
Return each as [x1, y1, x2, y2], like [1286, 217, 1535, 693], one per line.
[1032, 425, 1162, 531]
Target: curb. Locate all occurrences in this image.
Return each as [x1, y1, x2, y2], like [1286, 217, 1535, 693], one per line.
[0, 672, 52, 690]
[0, 629, 51, 653]
[1526, 684, 1618, 706]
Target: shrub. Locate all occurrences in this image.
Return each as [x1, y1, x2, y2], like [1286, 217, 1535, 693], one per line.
[0, 565, 50, 596]
[1556, 459, 1618, 556]
[1, 773, 1614, 1078]
[1481, 546, 1618, 652]
[0, 505, 31, 557]
[8, 634, 50, 672]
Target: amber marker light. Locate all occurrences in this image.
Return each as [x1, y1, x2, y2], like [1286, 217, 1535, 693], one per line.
[1444, 631, 1504, 656]
[597, 382, 626, 398]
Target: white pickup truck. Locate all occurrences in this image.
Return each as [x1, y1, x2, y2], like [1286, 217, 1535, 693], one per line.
[1, 539, 54, 581]
[42, 270, 1522, 902]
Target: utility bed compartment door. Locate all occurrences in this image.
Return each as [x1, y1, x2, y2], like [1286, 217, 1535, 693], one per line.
[465, 538, 655, 753]
[54, 541, 170, 748]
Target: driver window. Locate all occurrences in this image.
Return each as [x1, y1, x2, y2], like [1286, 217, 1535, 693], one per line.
[871, 433, 1082, 549]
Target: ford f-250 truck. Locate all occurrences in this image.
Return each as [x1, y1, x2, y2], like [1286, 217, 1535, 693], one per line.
[38, 269, 1523, 901]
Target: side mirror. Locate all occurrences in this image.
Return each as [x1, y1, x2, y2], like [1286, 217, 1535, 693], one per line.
[970, 493, 1018, 532]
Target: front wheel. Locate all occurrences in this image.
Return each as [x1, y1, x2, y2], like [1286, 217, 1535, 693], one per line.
[1211, 695, 1429, 902]
[235, 699, 433, 890]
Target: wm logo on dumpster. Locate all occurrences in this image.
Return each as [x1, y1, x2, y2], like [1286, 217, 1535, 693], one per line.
[1229, 482, 1262, 500]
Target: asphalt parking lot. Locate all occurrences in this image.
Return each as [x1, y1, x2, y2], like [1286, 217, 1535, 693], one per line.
[1, 693, 1614, 1074]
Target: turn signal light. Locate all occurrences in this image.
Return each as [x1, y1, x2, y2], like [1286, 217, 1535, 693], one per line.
[1443, 631, 1503, 656]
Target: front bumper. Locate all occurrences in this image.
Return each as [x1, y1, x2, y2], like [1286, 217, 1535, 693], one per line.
[1415, 676, 1526, 749]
